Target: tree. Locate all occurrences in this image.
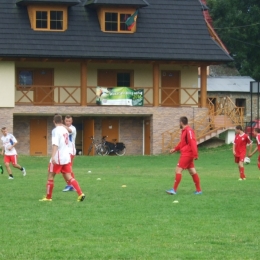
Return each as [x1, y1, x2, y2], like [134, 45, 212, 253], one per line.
[207, 0, 260, 80]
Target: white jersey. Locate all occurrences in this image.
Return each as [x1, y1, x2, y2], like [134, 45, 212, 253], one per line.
[1, 133, 17, 155]
[68, 125, 76, 156]
[52, 126, 71, 165]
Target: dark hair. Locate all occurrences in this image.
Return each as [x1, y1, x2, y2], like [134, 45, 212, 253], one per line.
[53, 114, 62, 123]
[235, 125, 243, 131]
[65, 115, 72, 119]
[1, 127, 6, 130]
[254, 128, 260, 133]
[180, 116, 188, 125]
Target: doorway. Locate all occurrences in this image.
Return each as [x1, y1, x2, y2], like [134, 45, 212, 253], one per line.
[144, 119, 151, 155]
[161, 70, 180, 106]
[30, 118, 47, 155]
[102, 119, 119, 142]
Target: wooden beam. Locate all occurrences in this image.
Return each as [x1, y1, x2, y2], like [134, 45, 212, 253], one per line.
[200, 65, 207, 108]
[153, 63, 159, 107]
[81, 61, 87, 106]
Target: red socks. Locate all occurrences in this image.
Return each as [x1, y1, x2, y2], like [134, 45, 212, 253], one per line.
[68, 178, 83, 195]
[239, 166, 246, 179]
[46, 180, 54, 199]
[192, 173, 201, 192]
[173, 173, 182, 191]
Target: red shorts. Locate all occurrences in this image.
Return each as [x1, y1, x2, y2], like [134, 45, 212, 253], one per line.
[234, 155, 245, 163]
[177, 156, 195, 169]
[4, 155, 18, 165]
[48, 162, 72, 174]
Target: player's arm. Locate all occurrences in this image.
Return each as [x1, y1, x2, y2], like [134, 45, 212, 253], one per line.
[232, 143, 236, 156]
[248, 146, 258, 157]
[247, 136, 253, 155]
[187, 131, 198, 159]
[51, 145, 58, 164]
[170, 142, 180, 153]
[62, 125, 72, 133]
[1, 145, 4, 155]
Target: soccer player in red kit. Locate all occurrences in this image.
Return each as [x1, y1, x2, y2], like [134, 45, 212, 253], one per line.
[233, 125, 252, 180]
[39, 114, 85, 202]
[166, 116, 202, 195]
[248, 128, 260, 169]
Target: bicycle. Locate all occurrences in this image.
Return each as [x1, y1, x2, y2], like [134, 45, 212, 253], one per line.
[103, 137, 126, 156]
[87, 136, 110, 156]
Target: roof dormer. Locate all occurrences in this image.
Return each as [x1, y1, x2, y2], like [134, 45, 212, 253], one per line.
[16, 0, 80, 31]
[85, 0, 149, 33]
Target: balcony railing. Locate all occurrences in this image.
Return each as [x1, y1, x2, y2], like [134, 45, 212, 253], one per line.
[15, 85, 199, 107]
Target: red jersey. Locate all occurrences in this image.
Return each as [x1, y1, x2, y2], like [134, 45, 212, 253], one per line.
[234, 133, 252, 156]
[174, 125, 198, 158]
[256, 134, 260, 151]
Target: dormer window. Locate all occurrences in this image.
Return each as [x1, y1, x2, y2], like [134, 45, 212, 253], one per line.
[28, 6, 67, 31]
[105, 12, 131, 32]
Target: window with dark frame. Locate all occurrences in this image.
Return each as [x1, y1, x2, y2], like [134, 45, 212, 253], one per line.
[117, 73, 131, 87]
[36, 11, 48, 29]
[50, 11, 63, 30]
[235, 98, 246, 113]
[105, 12, 132, 32]
[18, 70, 33, 86]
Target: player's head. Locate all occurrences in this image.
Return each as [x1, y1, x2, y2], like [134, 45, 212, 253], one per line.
[254, 128, 260, 134]
[179, 116, 188, 129]
[235, 125, 243, 134]
[1, 127, 7, 136]
[53, 114, 63, 124]
[64, 115, 73, 127]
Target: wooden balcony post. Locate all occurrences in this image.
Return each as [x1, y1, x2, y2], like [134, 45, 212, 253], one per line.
[81, 61, 87, 106]
[153, 63, 159, 107]
[200, 65, 207, 108]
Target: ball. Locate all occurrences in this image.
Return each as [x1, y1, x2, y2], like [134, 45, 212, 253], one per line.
[244, 157, 250, 164]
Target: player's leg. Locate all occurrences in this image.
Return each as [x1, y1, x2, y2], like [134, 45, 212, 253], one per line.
[188, 165, 202, 194]
[62, 164, 85, 202]
[4, 156, 14, 179]
[166, 157, 184, 195]
[11, 155, 26, 176]
[39, 163, 56, 201]
[238, 158, 246, 180]
[62, 155, 75, 192]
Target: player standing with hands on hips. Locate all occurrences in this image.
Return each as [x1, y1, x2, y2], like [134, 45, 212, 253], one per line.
[166, 117, 202, 195]
[233, 125, 252, 180]
[39, 114, 85, 202]
[1, 127, 26, 179]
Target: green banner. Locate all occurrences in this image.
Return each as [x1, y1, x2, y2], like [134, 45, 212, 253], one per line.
[96, 87, 144, 106]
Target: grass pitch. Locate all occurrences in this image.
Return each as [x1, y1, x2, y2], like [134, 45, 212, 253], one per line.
[0, 145, 260, 260]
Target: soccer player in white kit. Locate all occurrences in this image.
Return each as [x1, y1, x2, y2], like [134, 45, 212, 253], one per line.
[62, 115, 77, 192]
[1, 127, 26, 179]
[39, 114, 85, 202]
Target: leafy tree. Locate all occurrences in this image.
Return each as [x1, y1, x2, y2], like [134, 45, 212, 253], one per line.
[207, 0, 260, 80]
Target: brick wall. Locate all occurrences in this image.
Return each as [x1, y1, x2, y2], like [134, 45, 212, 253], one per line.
[11, 106, 208, 155]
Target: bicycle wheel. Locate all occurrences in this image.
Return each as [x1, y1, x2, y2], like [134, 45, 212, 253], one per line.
[97, 144, 110, 156]
[115, 147, 126, 156]
[87, 144, 93, 155]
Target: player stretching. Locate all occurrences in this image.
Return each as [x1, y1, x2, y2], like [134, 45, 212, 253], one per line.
[233, 125, 252, 180]
[166, 116, 202, 195]
[248, 128, 260, 169]
[39, 114, 85, 202]
[1, 127, 26, 179]
[62, 115, 77, 192]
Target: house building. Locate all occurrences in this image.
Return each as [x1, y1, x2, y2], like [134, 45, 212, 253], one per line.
[0, 0, 233, 155]
[199, 76, 257, 123]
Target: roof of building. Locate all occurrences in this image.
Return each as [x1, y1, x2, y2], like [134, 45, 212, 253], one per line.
[198, 76, 255, 92]
[0, 0, 233, 62]
[16, 0, 80, 6]
[85, 0, 149, 8]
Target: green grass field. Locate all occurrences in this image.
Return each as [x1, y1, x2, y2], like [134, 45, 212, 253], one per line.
[0, 145, 260, 260]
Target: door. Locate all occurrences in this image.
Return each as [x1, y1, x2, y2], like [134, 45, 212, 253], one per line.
[83, 118, 94, 155]
[144, 119, 150, 155]
[30, 118, 47, 155]
[102, 119, 119, 142]
[161, 70, 180, 107]
[98, 70, 117, 87]
[33, 69, 53, 105]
